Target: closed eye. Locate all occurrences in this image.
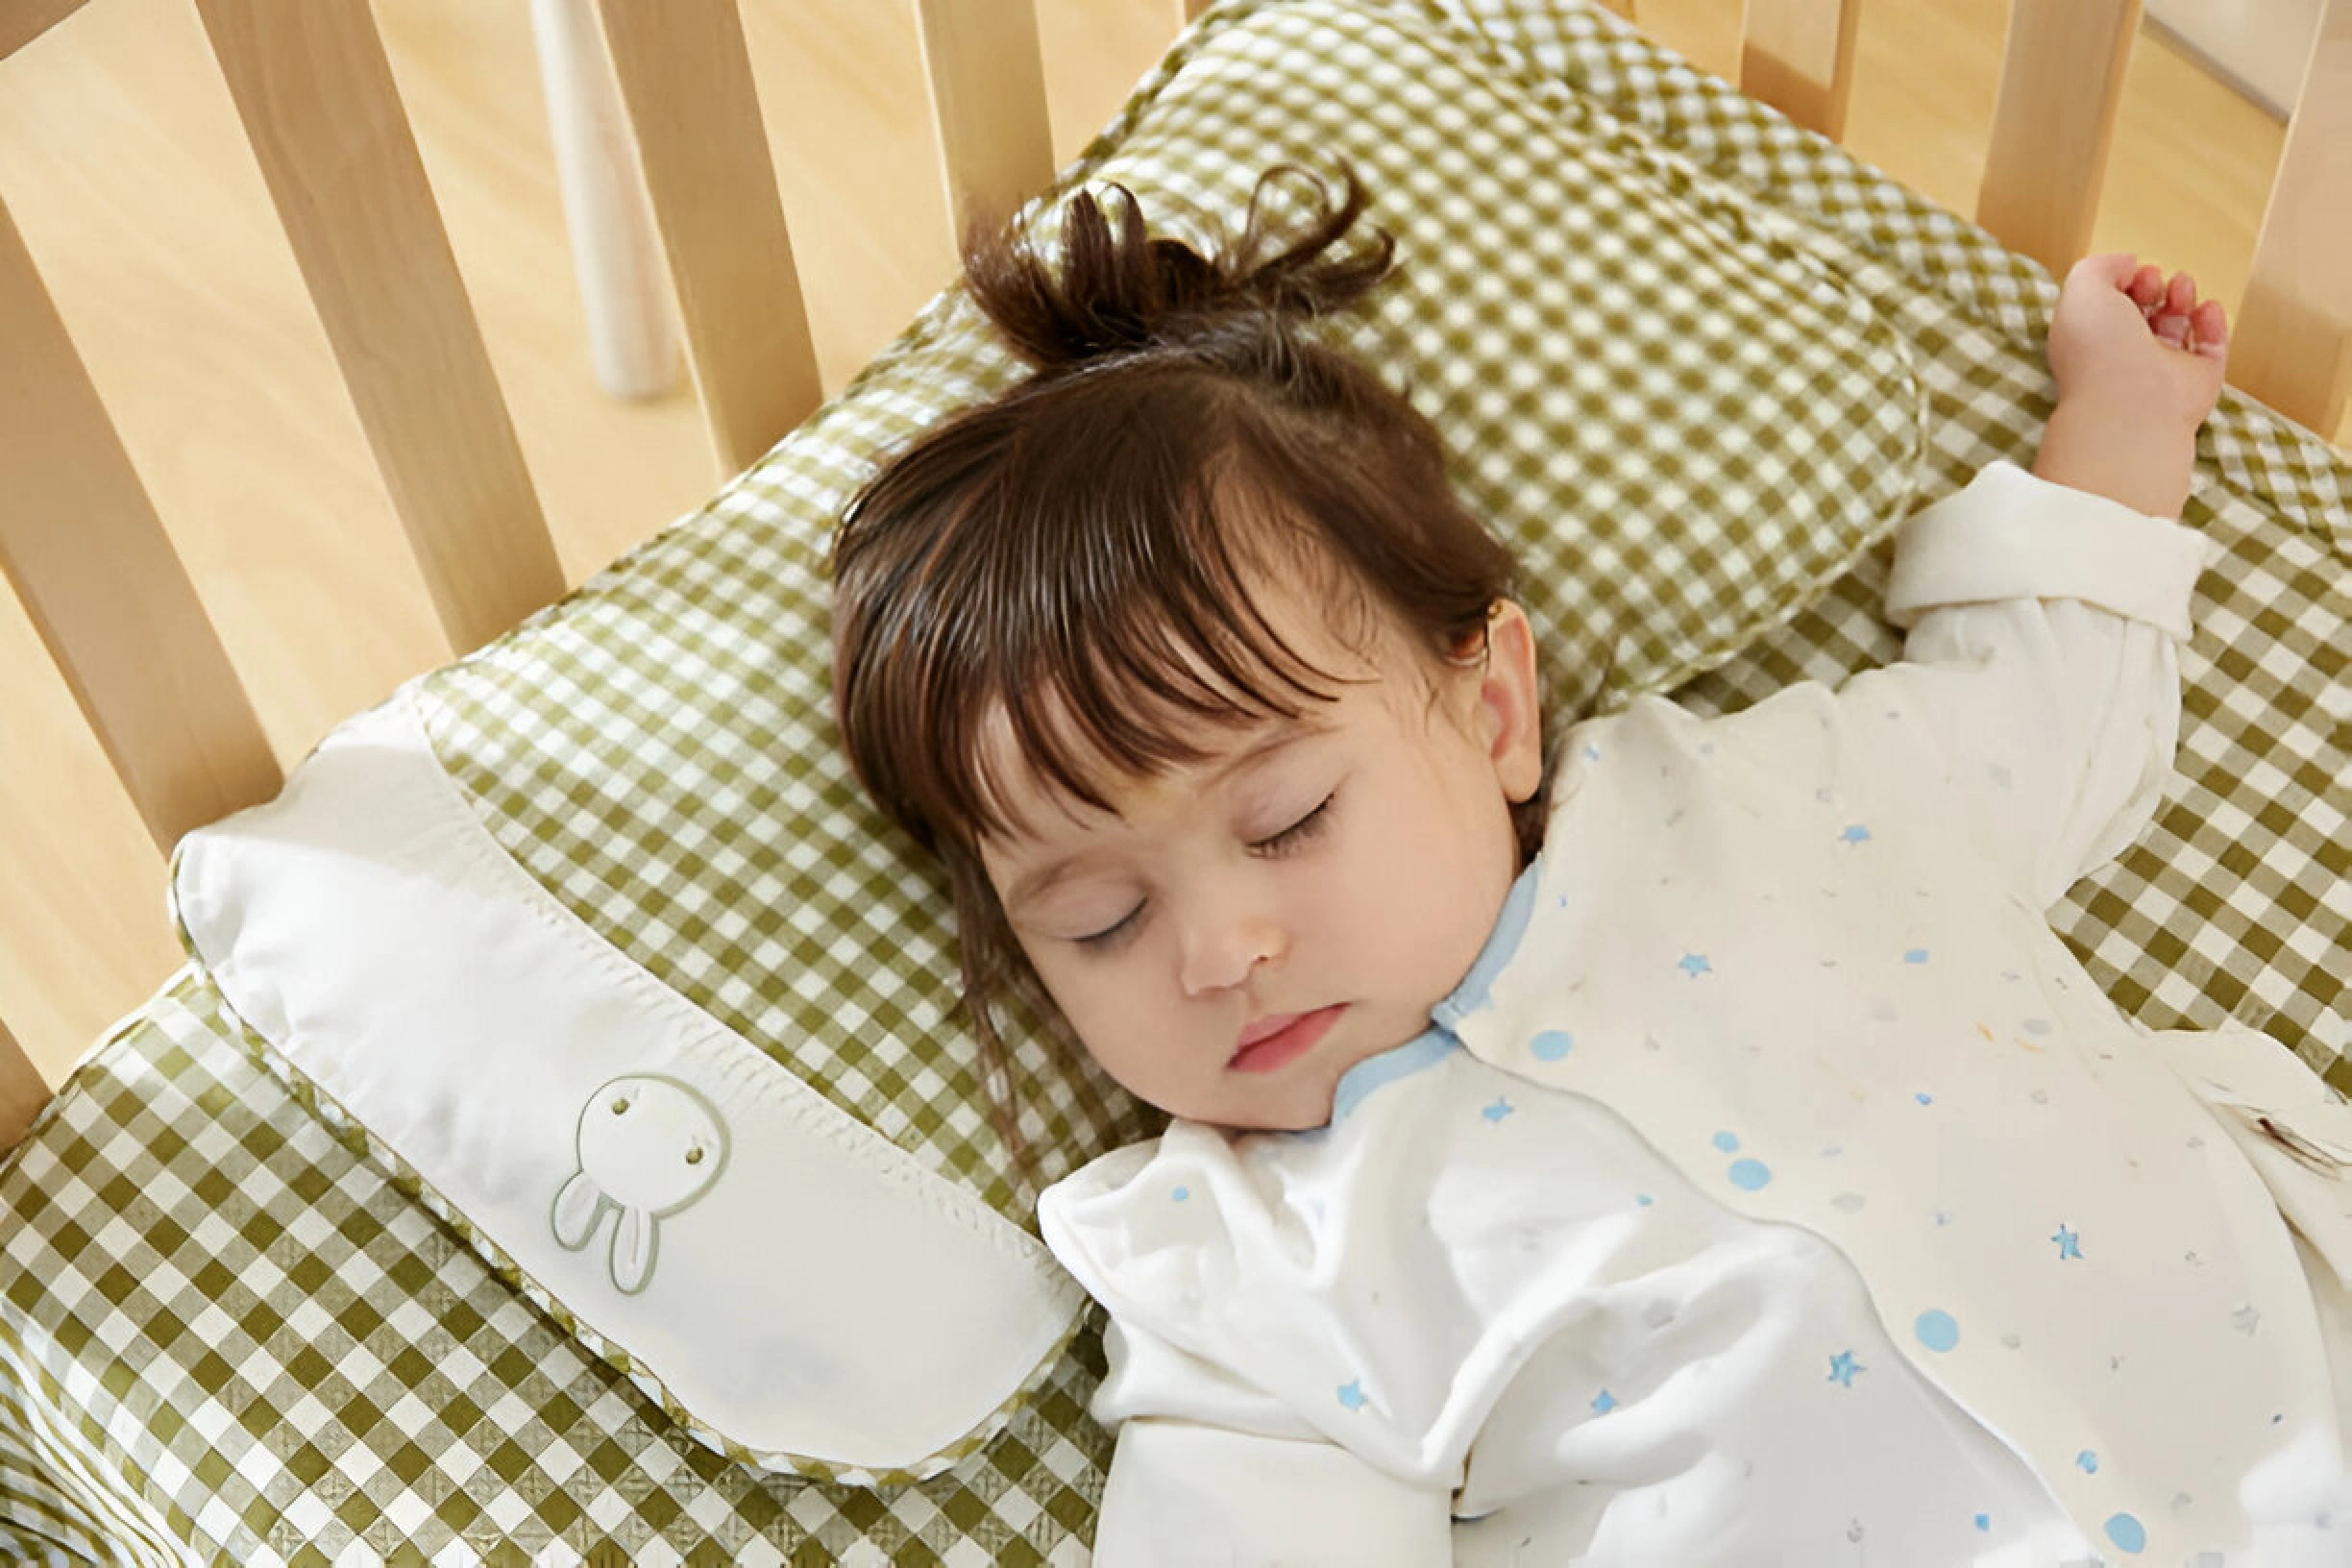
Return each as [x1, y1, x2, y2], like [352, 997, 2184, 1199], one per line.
[1074, 904, 1145, 952]
[1250, 792, 1335, 858]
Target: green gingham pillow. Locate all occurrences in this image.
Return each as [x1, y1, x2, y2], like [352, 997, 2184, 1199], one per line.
[167, 0, 1923, 1486]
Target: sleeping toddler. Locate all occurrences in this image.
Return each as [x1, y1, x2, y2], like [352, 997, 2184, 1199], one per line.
[829, 168, 2352, 1565]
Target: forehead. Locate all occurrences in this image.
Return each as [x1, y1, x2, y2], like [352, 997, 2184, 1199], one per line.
[972, 674, 1340, 846]
[951, 533, 1438, 853]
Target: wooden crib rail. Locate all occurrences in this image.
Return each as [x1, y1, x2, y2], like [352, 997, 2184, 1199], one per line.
[0, 0, 2346, 1152]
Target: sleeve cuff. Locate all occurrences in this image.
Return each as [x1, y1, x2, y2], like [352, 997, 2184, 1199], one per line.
[1884, 461, 2216, 640]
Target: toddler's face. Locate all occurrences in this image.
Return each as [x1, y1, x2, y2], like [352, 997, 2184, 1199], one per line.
[976, 574, 1543, 1130]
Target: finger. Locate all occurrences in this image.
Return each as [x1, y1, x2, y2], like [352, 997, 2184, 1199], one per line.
[2128, 264, 2166, 313]
[2073, 252, 2142, 292]
[2167, 271, 2198, 314]
[2154, 313, 2192, 348]
[2190, 299, 2229, 359]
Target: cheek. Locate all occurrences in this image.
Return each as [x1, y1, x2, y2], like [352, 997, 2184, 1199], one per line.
[1017, 942, 1173, 1082]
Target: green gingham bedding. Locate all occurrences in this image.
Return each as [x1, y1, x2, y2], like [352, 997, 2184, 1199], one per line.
[3, 0, 2343, 1561]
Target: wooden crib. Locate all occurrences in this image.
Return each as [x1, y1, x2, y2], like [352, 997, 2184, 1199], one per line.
[1, 4, 2346, 1562]
[0, 0, 2344, 1150]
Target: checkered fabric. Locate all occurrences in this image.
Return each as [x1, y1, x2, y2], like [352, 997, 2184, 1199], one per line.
[2, 0, 2342, 1561]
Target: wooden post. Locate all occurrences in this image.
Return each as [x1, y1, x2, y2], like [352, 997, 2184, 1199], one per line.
[0, 1018, 46, 1158]
[0, 190, 282, 852]
[594, 0, 823, 477]
[2232, 0, 2351, 436]
[1740, 0, 1861, 140]
[1975, 0, 2142, 278]
[913, 0, 1057, 234]
[196, 0, 569, 655]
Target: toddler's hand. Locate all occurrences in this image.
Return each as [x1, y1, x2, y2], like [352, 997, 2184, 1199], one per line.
[2046, 253, 2229, 435]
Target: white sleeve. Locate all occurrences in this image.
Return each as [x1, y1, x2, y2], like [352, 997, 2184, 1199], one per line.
[1093, 1419, 1454, 1568]
[1835, 461, 2213, 907]
[1084, 1315, 1455, 1567]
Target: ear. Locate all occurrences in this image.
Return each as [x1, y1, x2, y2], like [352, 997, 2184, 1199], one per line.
[1477, 600, 1544, 804]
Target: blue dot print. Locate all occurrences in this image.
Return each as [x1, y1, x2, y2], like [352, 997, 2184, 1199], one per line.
[1531, 1031, 1574, 1062]
[1337, 1380, 1366, 1411]
[1904, 948, 1930, 965]
[1591, 1388, 1618, 1415]
[1727, 1158, 1773, 1190]
[1713, 1131, 1741, 1152]
[1974, 1513, 1991, 1532]
[2104, 1512, 2146, 1554]
[1915, 1091, 1935, 1106]
[1678, 952, 1713, 978]
[1916, 1310, 1960, 1353]
[1840, 823, 1873, 845]
[2053, 1224, 2083, 1261]
[1171, 1186, 1189, 1203]
[1482, 1098, 1514, 1124]
[2076, 1450, 2099, 1475]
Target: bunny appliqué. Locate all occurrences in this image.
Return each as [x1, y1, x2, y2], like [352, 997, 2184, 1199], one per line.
[551, 1074, 729, 1295]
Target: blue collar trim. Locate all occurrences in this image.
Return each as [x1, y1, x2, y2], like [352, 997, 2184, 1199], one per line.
[1328, 855, 1544, 1123]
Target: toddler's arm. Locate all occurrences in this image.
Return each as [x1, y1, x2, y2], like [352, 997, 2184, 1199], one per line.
[1754, 257, 2227, 905]
[2031, 253, 2229, 518]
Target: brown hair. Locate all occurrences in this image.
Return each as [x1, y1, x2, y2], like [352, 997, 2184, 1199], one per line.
[830, 167, 1533, 1160]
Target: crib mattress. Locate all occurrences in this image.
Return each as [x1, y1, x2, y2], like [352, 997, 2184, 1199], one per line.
[4, 1, 2344, 1562]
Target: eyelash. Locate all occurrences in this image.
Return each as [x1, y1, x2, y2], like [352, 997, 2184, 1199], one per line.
[1070, 793, 1338, 952]
[1249, 792, 1336, 858]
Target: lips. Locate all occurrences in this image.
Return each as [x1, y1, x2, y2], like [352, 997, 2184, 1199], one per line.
[1229, 1004, 1346, 1074]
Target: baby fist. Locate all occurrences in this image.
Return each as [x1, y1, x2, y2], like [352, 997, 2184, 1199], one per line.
[2047, 253, 2229, 435]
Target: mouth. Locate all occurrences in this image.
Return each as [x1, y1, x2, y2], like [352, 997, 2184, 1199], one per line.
[1229, 1004, 1347, 1074]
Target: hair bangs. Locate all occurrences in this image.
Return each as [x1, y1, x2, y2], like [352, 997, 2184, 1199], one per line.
[955, 476, 1360, 844]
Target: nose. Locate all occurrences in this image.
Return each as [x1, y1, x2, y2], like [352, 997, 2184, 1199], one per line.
[1175, 889, 1288, 997]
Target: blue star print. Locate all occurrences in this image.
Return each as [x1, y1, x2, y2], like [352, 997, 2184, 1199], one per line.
[1591, 1389, 1618, 1415]
[1678, 953, 1712, 977]
[1337, 1381, 1366, 1411]
[2053, 1224, 2083, 1261]
[1482, 1098, 1514, 1123]
[1827, 1351, 1865, 1386]
[1840, 824, 1873, 845]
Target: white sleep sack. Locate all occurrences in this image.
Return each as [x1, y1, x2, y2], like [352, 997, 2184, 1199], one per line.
[1039, 464, 2352, 1565]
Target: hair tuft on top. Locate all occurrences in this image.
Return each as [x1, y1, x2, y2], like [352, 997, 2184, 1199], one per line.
[967, 166, 1394, 375]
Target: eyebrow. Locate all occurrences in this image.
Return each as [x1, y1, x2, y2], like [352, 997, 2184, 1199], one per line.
[1000, 719, 1333, 915]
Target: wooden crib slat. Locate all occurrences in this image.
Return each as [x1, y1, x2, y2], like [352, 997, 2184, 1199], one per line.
[0, 191, 283, 855]
[2232, 0, 2351, 437]
[1975, 0, 2142, 278]
[0, 1018, 44, 1156]
[913, 0, 1057, 233]
[193, 0, 568, 657]
[593, 0, 821, 478]
[1739, 0, 1860, 140]
[0, 0, 86, 60]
